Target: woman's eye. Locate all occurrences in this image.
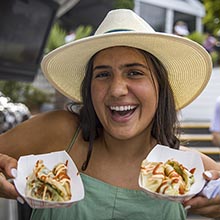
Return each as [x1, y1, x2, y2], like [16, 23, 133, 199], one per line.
[94, 72, 110, 79]
[128, 71, 144, 77]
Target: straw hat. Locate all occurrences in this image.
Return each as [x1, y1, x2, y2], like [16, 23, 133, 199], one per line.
[41, 9, 212, 110]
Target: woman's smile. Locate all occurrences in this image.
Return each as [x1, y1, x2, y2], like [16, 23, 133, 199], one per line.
[108, 104, 138, 123]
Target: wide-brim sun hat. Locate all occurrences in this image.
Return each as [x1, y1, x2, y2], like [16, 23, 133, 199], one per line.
[41, 9, 212, 110]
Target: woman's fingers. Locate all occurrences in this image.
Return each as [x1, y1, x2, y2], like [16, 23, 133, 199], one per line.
[183, 170, 220, 218]
[186, 196, 220, 218]
[0, 174, 19, 199]
[0, 154, 17, 178]
[184, 195, 220, 218]
[203, 170, 220, 180]
[189, 204, 220, 219]
[184, 195, 220, 207]
[0, 154, 19, 200]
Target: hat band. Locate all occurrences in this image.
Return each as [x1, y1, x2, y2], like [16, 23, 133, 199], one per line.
[105, 29, 133, 33]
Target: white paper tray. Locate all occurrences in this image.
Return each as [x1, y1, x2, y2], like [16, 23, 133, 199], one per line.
[14, 151, 85, 208]
[139, 144, 206, 202]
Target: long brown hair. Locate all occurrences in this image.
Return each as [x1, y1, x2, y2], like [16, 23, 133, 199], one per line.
[79, 48, 180, 170]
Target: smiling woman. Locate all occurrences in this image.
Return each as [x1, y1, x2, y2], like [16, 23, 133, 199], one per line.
[0, 8, 220, 220]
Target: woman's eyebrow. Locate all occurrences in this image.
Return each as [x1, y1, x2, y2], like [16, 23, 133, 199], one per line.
[93, 63, 149, 71]
[122, 63, 149, 70]
[93, 65, 111, 71]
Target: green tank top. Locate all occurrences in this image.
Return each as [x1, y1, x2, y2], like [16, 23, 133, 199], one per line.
[31, 173, 186, 220]
[30, 126, 186, 220]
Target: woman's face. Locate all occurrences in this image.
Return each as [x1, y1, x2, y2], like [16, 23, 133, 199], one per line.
[91, 46, 158, 140]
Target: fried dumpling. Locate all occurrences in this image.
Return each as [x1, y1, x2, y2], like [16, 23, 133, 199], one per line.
[140, 159, 195, 196]
[26, 160, 71, 201]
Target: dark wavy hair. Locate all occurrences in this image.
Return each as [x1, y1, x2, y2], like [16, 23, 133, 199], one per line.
[79, 48, 180, 171]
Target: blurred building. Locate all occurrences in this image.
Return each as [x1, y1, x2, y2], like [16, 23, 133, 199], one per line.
[134, 0, 205, 34]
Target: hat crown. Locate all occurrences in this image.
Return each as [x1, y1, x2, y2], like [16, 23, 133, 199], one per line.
[95, 9, 155, 35]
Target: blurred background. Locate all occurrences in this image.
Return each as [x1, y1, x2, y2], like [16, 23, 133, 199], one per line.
[0, 0, 219, 220]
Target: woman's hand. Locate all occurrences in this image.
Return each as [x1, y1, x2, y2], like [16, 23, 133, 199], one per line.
[0, 154, 20, 199]
[183, 170, 220, 219]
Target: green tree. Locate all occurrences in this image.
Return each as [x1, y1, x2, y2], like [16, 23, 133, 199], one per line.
[75, 25, 93, 40]
[0, 81, 52, 111]
[200, 0, 220, 65]
[45, 23, 67, 53]
[114, 0, 134, 9]
[202, 0, 220, 35]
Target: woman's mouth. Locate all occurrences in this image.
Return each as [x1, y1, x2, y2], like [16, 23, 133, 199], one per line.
[109, 105, 137, 117]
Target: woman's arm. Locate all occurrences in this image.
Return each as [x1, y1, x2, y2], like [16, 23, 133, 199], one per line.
[0, 109, 78, 159]
[0, 110, 78, 200]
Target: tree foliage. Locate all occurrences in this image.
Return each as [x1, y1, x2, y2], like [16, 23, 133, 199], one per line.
[0, 81, 52, 109]
[45, 23, 67, 53]
[202, 0, 220, 36]
[75, 25, 93, 40]
[114, 0, 134, 9]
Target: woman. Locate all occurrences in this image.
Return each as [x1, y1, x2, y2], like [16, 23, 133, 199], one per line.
[0, 9, 220, 219]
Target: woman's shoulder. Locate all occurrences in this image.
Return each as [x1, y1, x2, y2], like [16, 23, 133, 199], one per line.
[36, 109, 79, 125]
[32, 109, 80, 136]
[30, 109, 76, 122]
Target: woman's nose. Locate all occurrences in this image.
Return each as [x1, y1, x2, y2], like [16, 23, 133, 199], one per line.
[109, 76, 128, 97]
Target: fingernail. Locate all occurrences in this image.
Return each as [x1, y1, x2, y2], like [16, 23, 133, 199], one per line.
[184, 205, 191, 210]
[11, 168, 17, 178]
[204, 171, 212, 179]
[17, 196, 24, 204]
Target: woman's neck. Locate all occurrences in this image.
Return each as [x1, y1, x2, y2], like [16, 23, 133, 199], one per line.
[84, 130, 157, 189]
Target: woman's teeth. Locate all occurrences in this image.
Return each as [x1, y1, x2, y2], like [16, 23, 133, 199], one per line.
[110, 105, 136, 116]
[110, 105, 136, 111]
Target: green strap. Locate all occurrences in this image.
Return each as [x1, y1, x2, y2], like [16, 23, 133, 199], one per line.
[66, 126, 81, 153]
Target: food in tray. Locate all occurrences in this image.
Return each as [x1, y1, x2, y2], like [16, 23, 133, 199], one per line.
[25, 160, 71, 201]
[140, 159, 195, 196]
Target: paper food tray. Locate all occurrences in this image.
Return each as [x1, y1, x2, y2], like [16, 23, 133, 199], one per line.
[138, 144, 206, 202]
[14, 151, 84, 208]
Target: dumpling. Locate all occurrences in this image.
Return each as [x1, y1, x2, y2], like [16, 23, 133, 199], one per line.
[26, 160, 71, 201]
[140, 159, 195, 196]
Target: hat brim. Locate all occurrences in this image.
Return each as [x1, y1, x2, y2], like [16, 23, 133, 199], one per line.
[41, 32, 212, 110]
